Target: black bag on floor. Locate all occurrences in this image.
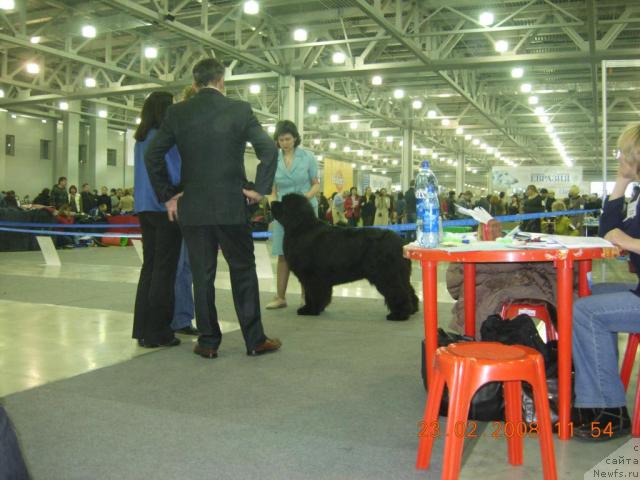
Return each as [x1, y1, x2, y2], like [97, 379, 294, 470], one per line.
[521, 340, 575, 425]
[420, 314, 551, 422]
[421, 329, 505, 421]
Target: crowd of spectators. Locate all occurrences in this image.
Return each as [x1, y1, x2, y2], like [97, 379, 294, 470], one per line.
[0, 179, 621, 242]
[307, 183, 608, 236]
[0, 178, 137, 249]
[2, 178, 135, 217]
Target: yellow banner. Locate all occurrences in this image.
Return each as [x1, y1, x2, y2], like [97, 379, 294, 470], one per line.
[322, 158, 353, 196]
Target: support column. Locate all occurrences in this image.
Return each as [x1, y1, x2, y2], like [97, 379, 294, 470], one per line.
[88, 106, 108, 189]
[0, 110, 6, 192]
[278, 75, 296, 121]
[456, 140, 465, 194]
[295, 79, 304, 134]
[58, 100, 80, 186]
[124, 128, 135, 188]
[401, 127, 413, 190]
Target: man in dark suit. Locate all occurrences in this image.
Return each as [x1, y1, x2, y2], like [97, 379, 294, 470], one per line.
[145, 58, 281, 359]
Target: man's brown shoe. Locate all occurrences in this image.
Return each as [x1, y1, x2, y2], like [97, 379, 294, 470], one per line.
[193, 344, 218, 359]
[248, 338, 282, 356]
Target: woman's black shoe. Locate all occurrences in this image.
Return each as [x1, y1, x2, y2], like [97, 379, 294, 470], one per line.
[175, 325, 199, 336]
[142, 337, 181, 349]
[574, 407, 630, 441]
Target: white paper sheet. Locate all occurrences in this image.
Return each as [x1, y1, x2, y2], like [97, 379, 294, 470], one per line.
[36, 236, 61, 266]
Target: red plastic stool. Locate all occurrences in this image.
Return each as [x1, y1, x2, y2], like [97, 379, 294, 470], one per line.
[416, 342, 557, 480]
[500, 302, 558, 341]
[620, 333, 640, 392]
[621, 333, 640, 437]
[634, 369, 640, 437]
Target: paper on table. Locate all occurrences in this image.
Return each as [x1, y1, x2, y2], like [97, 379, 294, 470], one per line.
[455, 204, 493, 224]
[541, 234, 613, 248]
[506, 233, 613, 249]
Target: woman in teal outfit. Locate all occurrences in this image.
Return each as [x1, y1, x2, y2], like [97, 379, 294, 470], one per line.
[266, 120, 320, 309]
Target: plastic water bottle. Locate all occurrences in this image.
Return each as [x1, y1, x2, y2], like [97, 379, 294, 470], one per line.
[415, 160, 440, 248]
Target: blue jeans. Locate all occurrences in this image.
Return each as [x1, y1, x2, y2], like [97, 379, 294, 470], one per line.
[572, 282, 640, 408]
[171, 240, 195, 330]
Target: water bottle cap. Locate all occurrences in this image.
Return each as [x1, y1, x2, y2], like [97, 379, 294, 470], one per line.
[421, 160, 430, 170]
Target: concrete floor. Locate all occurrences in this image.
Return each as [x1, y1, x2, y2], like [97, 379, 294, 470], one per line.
[0, 242, 638, 479]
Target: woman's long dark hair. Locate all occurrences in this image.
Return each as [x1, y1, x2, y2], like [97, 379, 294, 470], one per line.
[134, 91, 174, 141]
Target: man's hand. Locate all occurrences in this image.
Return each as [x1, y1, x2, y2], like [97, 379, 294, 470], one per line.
[243, 189, 263, 205]
[165, 192, 183, 222]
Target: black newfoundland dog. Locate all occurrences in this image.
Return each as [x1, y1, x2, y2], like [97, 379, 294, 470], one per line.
[270, 193, 419, 320]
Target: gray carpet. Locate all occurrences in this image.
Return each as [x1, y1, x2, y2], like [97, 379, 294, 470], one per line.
[3, 295, 441, 480]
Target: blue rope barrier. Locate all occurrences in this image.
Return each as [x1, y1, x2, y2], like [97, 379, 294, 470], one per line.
[0, 222, 137, 228]
[0, 209, 599, 240]
[0, 226, 141, 238]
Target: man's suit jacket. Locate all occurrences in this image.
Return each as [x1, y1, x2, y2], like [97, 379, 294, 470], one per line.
[145, 88, 278, 226]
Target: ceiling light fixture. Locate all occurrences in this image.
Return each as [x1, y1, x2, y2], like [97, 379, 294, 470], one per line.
[520, 83, 532, 93]
[371, 75, 382, 86]
[511, 67, 524, 79]
[81, 25, 96, 38]
[293, 28, 308, 42]
[243, 1, 259, 15]
[393, 89, 405, 99]
[144, 47, 158, 59]
[494, 40, 509, 53]
[26, 62, 40, 74]
[479, 11, 494, 26]
[249, 84, 261, 94]
[332, 51, 346, 64]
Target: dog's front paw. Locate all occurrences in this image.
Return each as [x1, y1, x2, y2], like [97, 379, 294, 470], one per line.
[386, 312, 409, 321]
[297, 305, 321, 316]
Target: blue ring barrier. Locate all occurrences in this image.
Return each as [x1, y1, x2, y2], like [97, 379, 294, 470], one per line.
[0, 222, 141, 228]
[0, 227, 142, 238]
[0, 209, 599, 240]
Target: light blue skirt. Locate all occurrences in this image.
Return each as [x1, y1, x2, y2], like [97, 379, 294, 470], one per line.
[271, 220, 285, 256]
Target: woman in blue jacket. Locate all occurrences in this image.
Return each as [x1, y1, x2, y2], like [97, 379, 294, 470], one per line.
[132, 91, 193, 347]
[572, 123, 640, 440]
[266, 120, 320, 309]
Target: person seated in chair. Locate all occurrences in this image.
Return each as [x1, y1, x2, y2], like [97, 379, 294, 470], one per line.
[571, 123, 640, 440]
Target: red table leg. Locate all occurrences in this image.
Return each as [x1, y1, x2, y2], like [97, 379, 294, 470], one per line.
[578, 259, 592, 297]
[463, 263, 476, 337]
[556, 257, 574, 440]
[422, 260, 439, 389]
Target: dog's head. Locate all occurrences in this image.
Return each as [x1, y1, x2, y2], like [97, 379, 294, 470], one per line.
[271, 193, 317, 231]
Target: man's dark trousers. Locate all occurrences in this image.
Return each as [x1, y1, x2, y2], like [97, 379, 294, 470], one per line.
[181, 223, 267, 351]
